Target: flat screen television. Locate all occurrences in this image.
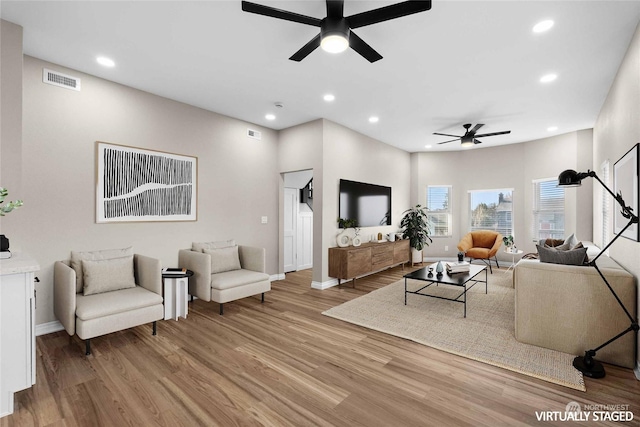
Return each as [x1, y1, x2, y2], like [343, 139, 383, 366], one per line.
[339, 179, 391, 227]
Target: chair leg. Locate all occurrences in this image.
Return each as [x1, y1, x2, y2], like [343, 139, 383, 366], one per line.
[261, 292, 265, 303]
[152, 321, 157, 336]
[494, 256, 500, 269]
[85, 339, 91, 356]
[219, 303, 224, 315]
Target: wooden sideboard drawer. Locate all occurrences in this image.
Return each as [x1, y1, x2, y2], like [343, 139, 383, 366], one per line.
[328, 240, 410, 286]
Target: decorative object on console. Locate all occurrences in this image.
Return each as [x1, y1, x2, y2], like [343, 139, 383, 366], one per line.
[557, 168, 639, 378]
[96, 142, 197, 223]
[400, 205, 432, 266]
[613, 143, 639, 241]
[336, 218, 357, 247]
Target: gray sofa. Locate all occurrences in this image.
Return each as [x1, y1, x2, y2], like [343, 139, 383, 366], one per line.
[179, 241, 270, 315]
[514, 243, 636, 368]
[54, 248, 164, 355]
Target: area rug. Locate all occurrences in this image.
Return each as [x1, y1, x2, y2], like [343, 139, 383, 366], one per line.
[322, 270, 585, 391]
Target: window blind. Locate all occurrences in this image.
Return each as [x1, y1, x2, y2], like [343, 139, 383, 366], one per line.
[426, 186, 452, 236]
[601, 160, 611, 251]
[533, 178, 565, 242]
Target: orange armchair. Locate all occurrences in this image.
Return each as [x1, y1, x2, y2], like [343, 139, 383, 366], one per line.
[457, 230, 503, 273]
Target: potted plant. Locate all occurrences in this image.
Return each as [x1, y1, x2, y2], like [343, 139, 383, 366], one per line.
[503, 235, 514, 252]
[400, 205, 432, 265]
[0, 187, 23, 255]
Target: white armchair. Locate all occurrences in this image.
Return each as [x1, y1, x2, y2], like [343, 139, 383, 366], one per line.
[179, 241, 270, 315]
[54, 248, 164, 355]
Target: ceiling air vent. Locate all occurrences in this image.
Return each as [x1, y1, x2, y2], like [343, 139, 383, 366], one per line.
[43, 68, 81, 91]
[247, 129, 262, 140]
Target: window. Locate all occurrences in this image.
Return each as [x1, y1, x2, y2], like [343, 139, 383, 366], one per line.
[601, 160, 611, 251]
[426, 186, 452, 236]
[468, 189, 513, 236]
[532, 178, 564, 242]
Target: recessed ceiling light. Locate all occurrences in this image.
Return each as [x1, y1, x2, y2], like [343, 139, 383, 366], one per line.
[547, 126, 558, 132]
[540, 73, 557, 83]
[96, 56, 115, 67]
[369, 116, 379, 123]
[323, 94, 335, 102]
[265, 114, 276, 121]
[533, 20, 554, 33]
[424, 145, 432, 149]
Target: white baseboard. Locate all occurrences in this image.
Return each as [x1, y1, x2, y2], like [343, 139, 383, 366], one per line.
[311, 278, 339, 290]
[270, 273, 285, 282]
[35, 320, 64, 336]
[634, 361, 640, 381]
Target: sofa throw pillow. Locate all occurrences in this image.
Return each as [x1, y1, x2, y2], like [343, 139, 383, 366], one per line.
[71, 246, 134, 293]
[563, 233, 579, 248]
[543, 238, 565, 247]
[192, 239, 236, 253]
[536, 244, 588, 266]
[204, 246, 242, 274]
[545, 242, 571, 251]
[82, 256, 137, 296]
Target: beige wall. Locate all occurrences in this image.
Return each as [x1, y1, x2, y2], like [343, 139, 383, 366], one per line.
[16, 55, 279, 324]
[0, 20, 23, 218]
[278, 119, 324, 283]
[412, 130, 593, 261]
[321, 120, 411, 286]
[593, 21, 640, 372]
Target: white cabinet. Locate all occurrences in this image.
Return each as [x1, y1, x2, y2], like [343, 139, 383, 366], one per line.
[0, 252, 38, 418]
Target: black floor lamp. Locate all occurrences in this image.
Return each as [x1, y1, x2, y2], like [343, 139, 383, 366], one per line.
[557, 169, 639, 378]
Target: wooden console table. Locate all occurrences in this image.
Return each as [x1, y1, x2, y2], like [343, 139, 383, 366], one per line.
[329, 239, 410, 286]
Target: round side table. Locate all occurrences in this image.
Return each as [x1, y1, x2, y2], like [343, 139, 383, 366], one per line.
[504, 249, 524, 274]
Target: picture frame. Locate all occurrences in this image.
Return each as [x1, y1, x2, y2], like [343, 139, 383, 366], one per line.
[613, 143, 639, 241]
[96, 142, 197, 223]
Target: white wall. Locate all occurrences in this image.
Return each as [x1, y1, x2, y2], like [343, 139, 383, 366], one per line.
[412, 130, 593, 260]
[14, 55, 280, 325]
[593, 21, 640, 372]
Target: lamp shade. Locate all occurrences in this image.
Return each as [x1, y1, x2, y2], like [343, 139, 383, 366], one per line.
[558, 169, 583, 186]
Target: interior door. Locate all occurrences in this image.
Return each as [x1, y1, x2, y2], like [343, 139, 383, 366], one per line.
[297, 211, 313, 270]
[283, 187, 297, 273]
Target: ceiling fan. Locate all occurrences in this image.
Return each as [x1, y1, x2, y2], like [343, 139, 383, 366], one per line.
[434, 124, 511, 147]
[241, 0, 432, 63]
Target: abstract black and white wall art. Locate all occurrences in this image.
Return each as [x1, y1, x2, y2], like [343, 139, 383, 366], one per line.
[96, 142, 197, 223]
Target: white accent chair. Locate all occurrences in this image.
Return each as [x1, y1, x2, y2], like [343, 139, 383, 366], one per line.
[54, 247, 164, 355]
[179, 240, 270, 315]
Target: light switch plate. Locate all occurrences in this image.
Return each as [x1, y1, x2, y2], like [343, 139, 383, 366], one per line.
[261, 216, 268, 224]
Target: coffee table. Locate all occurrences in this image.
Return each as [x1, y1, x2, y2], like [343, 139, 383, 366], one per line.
[403, 263, 487, 318]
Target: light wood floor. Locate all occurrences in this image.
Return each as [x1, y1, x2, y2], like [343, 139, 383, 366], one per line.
[3, 266, 639, 427]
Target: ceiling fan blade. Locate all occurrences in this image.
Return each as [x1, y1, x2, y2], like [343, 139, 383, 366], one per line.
[241, 1, 322, 27]
[470, 123, 484, 134]
[346, 0, 432, 29]
[473, 139, 483, 144]
[349, 31, 383, 63]
[326, 0, 344, 19]
[433, 132, 462, 138]
[437, 138, 460, 145]
[474, 130, 511, 138]
[289, 34, 322, 61]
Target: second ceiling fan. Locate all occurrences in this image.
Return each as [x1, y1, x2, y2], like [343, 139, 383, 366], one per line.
[241, 0, 432, 63]
[434, 124, 511, 147]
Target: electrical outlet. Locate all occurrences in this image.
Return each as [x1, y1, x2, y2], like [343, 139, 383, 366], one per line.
[444, 245, 449, 251]
[261, 216, 268, 224]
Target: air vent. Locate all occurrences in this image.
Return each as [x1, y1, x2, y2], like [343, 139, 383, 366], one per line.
[43, 68, 81, 91]
[247, 129, 262, 140]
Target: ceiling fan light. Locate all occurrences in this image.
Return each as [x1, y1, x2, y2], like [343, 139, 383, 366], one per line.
[461, 140, 474, 148]
[321, 34, 349, 53]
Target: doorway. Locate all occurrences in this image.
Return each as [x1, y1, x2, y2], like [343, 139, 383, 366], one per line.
[283, 170, 313, 274]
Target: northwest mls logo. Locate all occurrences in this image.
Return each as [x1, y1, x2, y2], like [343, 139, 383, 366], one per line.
[535, 401, 635, 422]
